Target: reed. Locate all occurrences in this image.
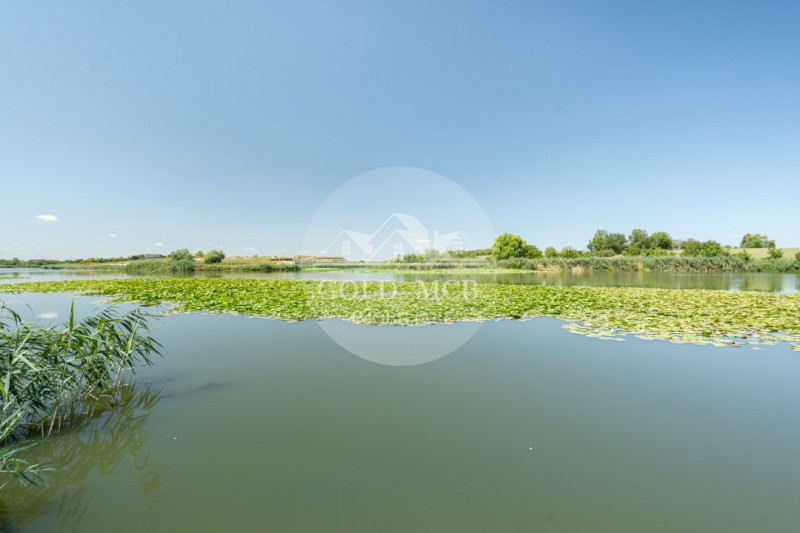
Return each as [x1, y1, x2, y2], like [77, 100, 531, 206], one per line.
[0, 302, 161, 485]
[124, 259, 196, 274]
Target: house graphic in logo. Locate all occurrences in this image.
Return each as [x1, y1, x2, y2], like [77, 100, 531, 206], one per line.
[322, 213, 475, 261]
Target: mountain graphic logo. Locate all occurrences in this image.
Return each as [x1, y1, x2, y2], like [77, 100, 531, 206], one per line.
[322, 213, 475, 261]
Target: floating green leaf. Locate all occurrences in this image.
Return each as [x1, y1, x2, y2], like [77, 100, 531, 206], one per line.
[2, 279, 799, 349]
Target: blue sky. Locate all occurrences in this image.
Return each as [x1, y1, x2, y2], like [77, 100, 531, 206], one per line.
[1, 0, 798, 259]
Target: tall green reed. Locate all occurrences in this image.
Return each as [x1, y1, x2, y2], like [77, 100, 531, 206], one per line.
[0, 301, 161, 485]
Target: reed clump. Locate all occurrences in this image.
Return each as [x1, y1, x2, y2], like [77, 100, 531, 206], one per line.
[0, 302, 160, 485]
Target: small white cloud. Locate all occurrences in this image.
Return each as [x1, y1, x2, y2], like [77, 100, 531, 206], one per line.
[37, 312, 58, 319]
[154, 242, 164, 248]
[242, 246, 257, 252]
[36, 215, 58, 221]
[108, 234, 117, 238]
[416, 239, 431, 243]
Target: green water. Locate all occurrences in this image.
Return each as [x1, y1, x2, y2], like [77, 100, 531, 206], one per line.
[2, 292, 800, 532]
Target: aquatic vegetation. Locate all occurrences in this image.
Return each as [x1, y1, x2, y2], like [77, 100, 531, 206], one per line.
[2, 279, 799, 350]
[124, 259, 196, 274]
[0, 302, 161, 484]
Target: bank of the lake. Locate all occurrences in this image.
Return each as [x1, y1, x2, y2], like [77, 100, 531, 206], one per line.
[4, 253, 798, 275]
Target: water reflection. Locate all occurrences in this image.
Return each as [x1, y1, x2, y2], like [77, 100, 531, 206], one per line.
[0, 383, 164, 532]
[395, 271, 800, 293]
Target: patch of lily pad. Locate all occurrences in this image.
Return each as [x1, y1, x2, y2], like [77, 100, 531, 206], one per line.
[1, 278, 799, 350]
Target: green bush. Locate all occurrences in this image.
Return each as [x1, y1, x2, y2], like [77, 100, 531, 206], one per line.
[643, 247, 669, 256]
[448, 248, 491, 258]
[628, 229, 650, 249]
[681, 239, 729, 257]
[170, 259, 196, 273]
[125, 260, 195, 274]
[587, 230, 627, 254]
[649, 232, 675, 250]
[125, 260, 168, 274]
[525, 245, 542, 259]
[396, 252, 423, 263]
[768, 247, 784, 259]
[256, 263, 301, 272]
[592, 249, 616, 257]
[491, 234, 541, 261]
[169, 249, 193, 261]
[732, 250, 752, 261]
[622, 244, 643, 256]
[422, 248, 442, 261]
[204, 249, 225, 264]
[740, 233, 775, 248]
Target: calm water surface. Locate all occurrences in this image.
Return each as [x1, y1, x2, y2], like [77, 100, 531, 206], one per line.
[2, 292, 800, 532]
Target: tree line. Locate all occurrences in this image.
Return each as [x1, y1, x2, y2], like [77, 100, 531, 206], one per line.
[491, 230, 791, 261]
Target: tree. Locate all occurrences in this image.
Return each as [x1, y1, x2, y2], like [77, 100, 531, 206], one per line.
[681, 239, 729, 257]
[203, 249, 225, 264]
[491, 233, 540, 261]
[628, 229, 650, 249]
[524, 244, 543, 259]
[421, 247, 441, 261]
[561, 247, 581, 258]
[622, 244, 643, 256]
[649, 231, 674, 250]
[740, 233, 775, 248]
[544, 246, 559, 258]
[768, 246, 784, 259]
[643, 247, 669, 256]
[587, 229, 627, 255]
[169, 249, 193, 261]
[195, 250, 204, 258]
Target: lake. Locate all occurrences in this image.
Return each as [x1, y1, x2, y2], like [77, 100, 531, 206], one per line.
[2, 277, 800, 531]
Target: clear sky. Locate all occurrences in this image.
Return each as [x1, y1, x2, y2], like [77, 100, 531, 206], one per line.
[1, 0, 798, 259]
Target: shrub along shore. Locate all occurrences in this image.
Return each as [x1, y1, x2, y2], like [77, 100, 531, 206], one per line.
[2, 278, 799, 350]
[496, 255, 800, 272]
